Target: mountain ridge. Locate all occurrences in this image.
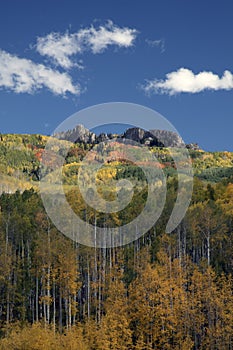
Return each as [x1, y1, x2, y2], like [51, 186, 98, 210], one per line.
[54, 124, 200, 150]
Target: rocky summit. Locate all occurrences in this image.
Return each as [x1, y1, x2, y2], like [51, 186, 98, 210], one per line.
[55, 124, 199, 149]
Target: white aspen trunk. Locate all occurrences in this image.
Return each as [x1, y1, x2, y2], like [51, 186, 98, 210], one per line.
[98, 267, 101, 323]
[36, 274, 39, 322]
[5, 218, 9, 255]
[53, 281, 56, 333]
[178, 226, 182, 265]
[47, 265, 50, 324]
[31, 292, 34, 324]
[21, 239, 24, 266]
[87, 258, 90, 319]
[72, 294, 77, 325]
[68, 295, 72, 329]
[6, 289, 10, 324]
[59, 292, 63, 333]
[207, 232, 210, 266]
[183, 224, 186, 257]
[43, 296, 46, 326]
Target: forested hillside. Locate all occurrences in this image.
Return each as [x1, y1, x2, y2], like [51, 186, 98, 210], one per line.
[0, 133, 232, 349]
[1, 132, 233, 189]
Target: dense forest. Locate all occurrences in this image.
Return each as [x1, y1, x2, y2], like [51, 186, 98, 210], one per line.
[0, 134, 232, 349]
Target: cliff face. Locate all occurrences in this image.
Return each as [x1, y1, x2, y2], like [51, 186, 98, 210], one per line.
[54, 124, 96, 143]
[149, 129, 185, 148]
[123, 127, 147, 143]
[55, 124, 198, 149]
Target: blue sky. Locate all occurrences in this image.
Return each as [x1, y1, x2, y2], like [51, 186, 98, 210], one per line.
[0, 0, 232, 151]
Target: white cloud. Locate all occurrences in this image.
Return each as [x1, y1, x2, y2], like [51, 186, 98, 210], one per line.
[77, 21, 138, 53]
[36, 32, 82, 70]
[36, 21, 138, 69]
[0, 50, 80, 96]
[0, 21, 137, 97]
[142, 68, 233, 95]
[146, 39, 165, 53]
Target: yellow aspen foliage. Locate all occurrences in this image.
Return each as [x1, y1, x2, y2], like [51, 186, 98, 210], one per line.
[60, 324, 89, 350]
[95, 279, 132, 350]
[0, 323, 60, 350]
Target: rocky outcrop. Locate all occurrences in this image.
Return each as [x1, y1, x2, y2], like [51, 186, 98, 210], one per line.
[96, 133, 109, 143]
[55, 124, 197, 149]
[123, 127, 147, 143]
[123, 127, 185, 148]
[54, 124, 96, 144]
[149, 129, 185, 148]
[186, 143, 200, 150]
